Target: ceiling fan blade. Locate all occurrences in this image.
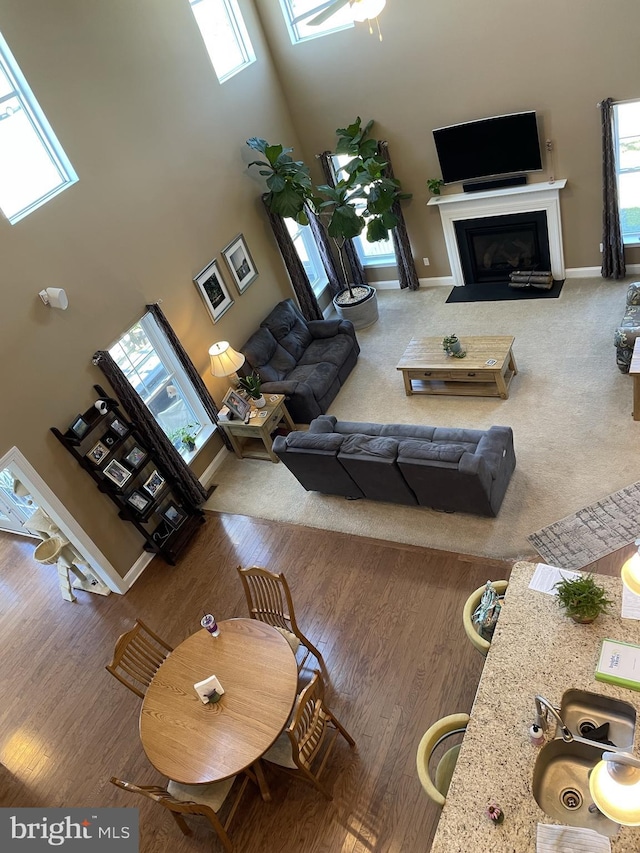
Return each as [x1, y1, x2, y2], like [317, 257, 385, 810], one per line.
[289, 1, 344, 26]
[308, 0, 352, 26]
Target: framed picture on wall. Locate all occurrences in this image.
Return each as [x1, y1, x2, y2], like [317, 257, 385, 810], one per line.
[193, 258, 234, 324]
[222, 233, 258, 295]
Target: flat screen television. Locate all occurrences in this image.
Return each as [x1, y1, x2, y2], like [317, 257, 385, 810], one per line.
[433, 111, 542, 185]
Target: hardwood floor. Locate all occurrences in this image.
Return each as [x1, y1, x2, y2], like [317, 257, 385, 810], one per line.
[0, 517, 628, 852]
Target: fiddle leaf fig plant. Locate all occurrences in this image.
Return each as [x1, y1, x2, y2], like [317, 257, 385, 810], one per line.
[246, 138, 317, 225]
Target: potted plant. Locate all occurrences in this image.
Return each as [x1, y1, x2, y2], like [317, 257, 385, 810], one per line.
[427, 177, 444, 196]
[554, 573, 613, 624]
[237, 371, 265, 408]
[442, 334, 466, 358]
[169, 424, 198, 452]
[247, 117, 411, 330]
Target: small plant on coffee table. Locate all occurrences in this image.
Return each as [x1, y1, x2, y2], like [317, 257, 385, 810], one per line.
[442, 334, 466, 358]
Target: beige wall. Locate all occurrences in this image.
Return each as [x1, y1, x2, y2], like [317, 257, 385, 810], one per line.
[255, 0, 640, 275]
[0, 0, 299, 576]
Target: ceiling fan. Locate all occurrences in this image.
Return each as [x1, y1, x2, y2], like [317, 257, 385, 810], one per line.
[291, 0, 387, 29]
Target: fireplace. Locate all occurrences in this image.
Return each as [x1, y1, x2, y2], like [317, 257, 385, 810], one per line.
[454, 211, 551, 284]
[426, 180, 567, 286]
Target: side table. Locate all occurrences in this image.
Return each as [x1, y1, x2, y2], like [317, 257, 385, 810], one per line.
[630, 338, 640, 421]
[218, 394, 295, 462]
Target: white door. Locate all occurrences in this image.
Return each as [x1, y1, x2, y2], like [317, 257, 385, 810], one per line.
[0, 467, 38, 536]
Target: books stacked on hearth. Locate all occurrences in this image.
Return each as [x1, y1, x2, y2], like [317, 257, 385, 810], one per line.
[509, 270, 554, 290]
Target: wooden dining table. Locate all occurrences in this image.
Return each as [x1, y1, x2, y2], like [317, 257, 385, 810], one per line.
[139, 617, 299, 800]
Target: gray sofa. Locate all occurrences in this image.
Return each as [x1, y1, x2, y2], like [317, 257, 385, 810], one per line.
[614, 282, 640, 372]
[272, 416, 516, 517]
[239, 299, 359, 423]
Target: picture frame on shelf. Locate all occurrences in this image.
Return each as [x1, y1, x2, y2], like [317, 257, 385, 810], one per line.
[222, 233, 258, 295]
[161, 502, 187, 530]
[86, 441, 110, 466]
[126, 489, 153, 514]
[122, 445, 148, 470]
[193, 257, 234, 324]
[69, 415, 90, 439]
[142, 469, 165, 498]
[103, 459, 132, 489]
[109, 418, 129, 438]
[222, 387, 251, 421]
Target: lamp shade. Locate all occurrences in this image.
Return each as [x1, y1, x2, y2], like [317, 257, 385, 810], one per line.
[589, 751, 640, 825]
[352, 0, 386, 21]
[209, 341, 245, 377]
[621, 550, 640, 596]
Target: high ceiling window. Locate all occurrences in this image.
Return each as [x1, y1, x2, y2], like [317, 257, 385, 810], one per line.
[0, 31, 77, 224]
[285, 218, 328, 296]
[279, 1, 353, 44]
[614, 100, 640, 246]
[189, 0, 255, 83]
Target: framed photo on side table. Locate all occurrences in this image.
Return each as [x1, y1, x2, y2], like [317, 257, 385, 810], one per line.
[193, 258, 234, 324]
[222, 233, 258, 295]
[222, 388, 251, 420]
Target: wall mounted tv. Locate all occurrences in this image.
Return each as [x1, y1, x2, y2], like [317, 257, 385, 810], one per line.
[433, 111, 542, 185]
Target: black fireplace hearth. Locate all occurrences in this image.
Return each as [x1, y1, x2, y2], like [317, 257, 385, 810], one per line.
[454, 211, 551, 285]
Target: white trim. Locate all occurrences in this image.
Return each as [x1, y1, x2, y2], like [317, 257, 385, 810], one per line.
[199, 446, 228, 486]
[428, 180, 567, 285]
[122, 550, 155, 589]
[0, 446, 126, 594]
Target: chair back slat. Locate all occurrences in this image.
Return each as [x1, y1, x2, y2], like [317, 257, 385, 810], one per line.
[106, 619, 172, 698]
[289, 674, 330, 769]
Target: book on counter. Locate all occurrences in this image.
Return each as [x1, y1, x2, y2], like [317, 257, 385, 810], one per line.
[595, 638, 640, 692]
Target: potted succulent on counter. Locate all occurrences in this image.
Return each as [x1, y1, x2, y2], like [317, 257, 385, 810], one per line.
[554, 573, 613, 624]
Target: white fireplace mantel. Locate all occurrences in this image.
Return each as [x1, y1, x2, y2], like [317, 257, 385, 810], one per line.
[427, 179, 567, 285]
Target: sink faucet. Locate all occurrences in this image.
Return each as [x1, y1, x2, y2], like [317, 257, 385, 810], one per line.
[534, 695, 573, 742]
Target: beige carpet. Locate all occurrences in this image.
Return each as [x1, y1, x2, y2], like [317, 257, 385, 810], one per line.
[205, 277, 640, 560]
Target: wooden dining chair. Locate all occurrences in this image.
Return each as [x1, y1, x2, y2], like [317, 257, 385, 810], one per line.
[462, 580, 509, 656]
[262, 671, 355, 799]
[236, 564, 328, 679]
[416, 713, 469, 806]
[110, 771, 253, 853]
[105, 618, 173, 698]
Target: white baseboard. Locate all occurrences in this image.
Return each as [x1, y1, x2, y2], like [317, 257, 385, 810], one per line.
[374, 277, 454, 289]
[122, 550, 156, 590]
[200, 445, 229, 487]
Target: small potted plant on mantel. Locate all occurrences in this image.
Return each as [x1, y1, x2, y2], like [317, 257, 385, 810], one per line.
[554, 573, 613, 624]
[238, 370, 265, 408]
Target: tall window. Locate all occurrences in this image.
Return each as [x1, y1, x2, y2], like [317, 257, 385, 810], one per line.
[333, 153, 396, 266]
[109, 314, 212, 457]
[614, 100, 640, 246]
[285, 218, 328, 296]
[280, 1, 353, 44]
[0, 31, 77, 224]
[189, 0, 255, 83]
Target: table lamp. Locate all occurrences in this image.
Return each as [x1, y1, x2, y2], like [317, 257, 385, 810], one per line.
[589, 751, 640, 825]
[621, 539, 640, 595]
[208, 341, 245, 386]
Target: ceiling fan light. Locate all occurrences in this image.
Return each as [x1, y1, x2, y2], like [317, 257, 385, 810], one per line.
[352, 0, 386, 23]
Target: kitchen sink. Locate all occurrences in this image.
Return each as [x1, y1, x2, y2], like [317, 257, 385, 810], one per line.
[559, 689, 636, 750]
[532, 738, 620, 837]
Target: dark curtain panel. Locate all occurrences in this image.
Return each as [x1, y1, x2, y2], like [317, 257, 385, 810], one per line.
[378, 141, 420, 291]
[306, 204, 342, 297]
[318, 151, 367, 287]
[261, 195, 323, 321]
[92, 350, 208, 507]
[145, 302, 233, 452]
[600, 98, 626, 279]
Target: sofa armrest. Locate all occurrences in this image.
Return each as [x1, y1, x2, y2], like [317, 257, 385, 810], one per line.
[260, 379, 321, 424]
[307, 318, 359, 353]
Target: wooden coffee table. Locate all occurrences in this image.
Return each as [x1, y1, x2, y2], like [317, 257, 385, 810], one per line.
[396, 335, 517, 398]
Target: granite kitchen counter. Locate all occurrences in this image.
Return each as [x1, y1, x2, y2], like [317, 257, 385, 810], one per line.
[430, 561, 640, 852]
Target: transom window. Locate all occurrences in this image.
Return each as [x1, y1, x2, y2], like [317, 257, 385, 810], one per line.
[285, 218, 328, 297]
[0, 31, 77, 224]
[110, 314, 212, 458]
[189, 0, 255, 83]
[332, 153, 396, 266]
[614, 100, 640, 246]
[280, 1, 353, 44]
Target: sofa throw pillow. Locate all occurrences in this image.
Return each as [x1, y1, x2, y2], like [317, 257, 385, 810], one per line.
[397, 440, 468, 463]
[285, 432, 344, 451]
[309, 415, 338, 433]
[340, 434, 398, 458]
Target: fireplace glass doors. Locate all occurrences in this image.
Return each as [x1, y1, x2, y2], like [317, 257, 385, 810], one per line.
[454, 211, 551, 284]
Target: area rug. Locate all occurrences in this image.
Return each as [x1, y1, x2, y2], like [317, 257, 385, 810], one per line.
[446, 279, 564, 303]
[527, 482, 640, 570]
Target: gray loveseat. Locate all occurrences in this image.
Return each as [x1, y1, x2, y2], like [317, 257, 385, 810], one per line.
[239, 299, 360, 423]
[272, 416, 516, 517]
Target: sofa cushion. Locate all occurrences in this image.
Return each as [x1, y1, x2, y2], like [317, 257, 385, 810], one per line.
[262, 300, 312, 361]
[397, 440, 468, 463]
[285, 432, 344, 451]
[309, 415, 337, 433]
[340, 434, 398, 458]
[287, 362, 337, 400]
[299, 334, 354, 369]
[241, 328, 298, 382]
